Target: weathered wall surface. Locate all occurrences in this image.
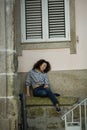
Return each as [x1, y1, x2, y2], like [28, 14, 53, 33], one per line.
[27, 106, 66, 130]
[0, 1, 9, 129]
[19, 69, 87, 98]
[0, 0, 18, 130]
[26, 104, 85, 130]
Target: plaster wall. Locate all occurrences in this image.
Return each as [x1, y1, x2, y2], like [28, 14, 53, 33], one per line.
[18, 0, 87, 72]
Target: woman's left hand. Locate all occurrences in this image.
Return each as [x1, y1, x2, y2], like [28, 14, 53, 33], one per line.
[44, 84, 49, 88]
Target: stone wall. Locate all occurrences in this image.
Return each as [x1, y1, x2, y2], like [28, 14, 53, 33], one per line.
[0, 0, 18, 130]
[19, 69, 87, 98]
[27, 106, 65, 130]
[18, 69, 87, 130]
[26, 97, 78, 130]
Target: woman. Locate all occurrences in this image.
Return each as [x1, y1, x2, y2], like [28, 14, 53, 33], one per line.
[25, 59, 61, 113]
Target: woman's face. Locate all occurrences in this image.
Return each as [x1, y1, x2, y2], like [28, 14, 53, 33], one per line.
[40, 62, 47, 72]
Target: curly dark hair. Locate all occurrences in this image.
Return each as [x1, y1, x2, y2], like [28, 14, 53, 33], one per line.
[32, 59, 51, 73]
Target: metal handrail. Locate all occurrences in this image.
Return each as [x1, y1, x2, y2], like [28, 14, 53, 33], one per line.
[62, 97, 87, 120]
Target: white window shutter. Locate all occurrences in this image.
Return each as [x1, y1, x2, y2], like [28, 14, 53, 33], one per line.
[25, 0, 42, 40]
[21, 0, 70, 43]
[48, 0, 66, 38]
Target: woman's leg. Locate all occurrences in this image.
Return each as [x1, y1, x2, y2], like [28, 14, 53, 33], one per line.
[43, 87, 59, 105]
[33, 87, 47, 97]
[33, 87, 61, 112]
[45, 88, 61, 112]
[33, 87, 58, 104]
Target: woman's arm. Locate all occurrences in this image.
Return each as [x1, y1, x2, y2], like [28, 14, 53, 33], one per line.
[44, 84, 49, 88]
[26, 86, 30, 96]
[25, 71, 32, 96]
[44, 73, 50, 88]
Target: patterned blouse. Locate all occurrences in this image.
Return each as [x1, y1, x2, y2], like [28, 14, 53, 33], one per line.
[25, 69, 49, 89]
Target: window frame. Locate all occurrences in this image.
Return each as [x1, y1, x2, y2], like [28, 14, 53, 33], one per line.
[21, 0, 70, 43]
[15, 0, 76, 54]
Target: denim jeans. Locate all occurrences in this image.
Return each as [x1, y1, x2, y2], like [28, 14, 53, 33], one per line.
[33, 86, 59, 105]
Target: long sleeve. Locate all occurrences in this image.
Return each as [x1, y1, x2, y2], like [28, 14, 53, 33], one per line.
[25, 70, 50, 88]
[25, 72, 31, 87]
[44, 73, 49, 85]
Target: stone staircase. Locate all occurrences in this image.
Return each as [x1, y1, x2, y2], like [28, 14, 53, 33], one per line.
[26, 96, 78, 130]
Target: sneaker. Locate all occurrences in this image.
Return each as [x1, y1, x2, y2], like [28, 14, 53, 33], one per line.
[56, 107, 61, 113]
[54, 93, 60, 97]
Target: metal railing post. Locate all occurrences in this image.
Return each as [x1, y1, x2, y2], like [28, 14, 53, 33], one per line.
[62, 97, 87, 130]
[19, 93, 28, 130]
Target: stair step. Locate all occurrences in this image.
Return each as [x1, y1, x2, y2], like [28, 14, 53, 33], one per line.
[26, 96, 78, 106]
[67, 122, 80, 126]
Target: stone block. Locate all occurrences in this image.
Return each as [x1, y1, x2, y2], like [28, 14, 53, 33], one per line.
[7, 75, 14, 96]
[0, 98, 18, 130]
[0, 75, 6, 96]
[7, 98, 18, 117]
[7, 98, 18, 130]
[27, 107, 44, 118]
[0, 99, 6, 118]
[0, 0, 6, 49]
[46, 107, 60, 117]
[9, 118, 18, 130]
[7, 75, 17, 96]
[0, 119, 9, 130]
[47, 122, 59, 129]
[0, 52, 6, 73]
[6, 52, 16, 73]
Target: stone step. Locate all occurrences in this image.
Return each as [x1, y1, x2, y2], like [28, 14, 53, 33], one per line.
[26, 96, 78, 106]
[26, 97, 79, 130]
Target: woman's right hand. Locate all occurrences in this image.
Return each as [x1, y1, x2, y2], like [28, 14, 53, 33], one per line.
[26, 86, 30, 97]
[44, 84, 49, 88]
[26, 93, 30, 97]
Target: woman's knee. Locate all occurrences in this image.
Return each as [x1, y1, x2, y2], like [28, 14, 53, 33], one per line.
[40, 91, 47, 97]
[34, 90, 47, 97]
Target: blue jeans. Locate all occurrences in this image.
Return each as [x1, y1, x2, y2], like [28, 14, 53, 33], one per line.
[33, 86, 59, 105]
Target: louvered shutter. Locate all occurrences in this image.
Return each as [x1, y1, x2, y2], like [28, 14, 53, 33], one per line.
[48, 0, 66, 38]
[21, 0, 70, 42]
[25, 0, 42, 40]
